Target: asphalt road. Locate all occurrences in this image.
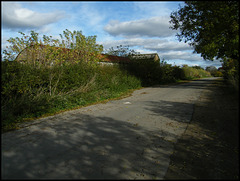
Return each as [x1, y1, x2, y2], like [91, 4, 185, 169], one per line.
[2, 77, 219, 179]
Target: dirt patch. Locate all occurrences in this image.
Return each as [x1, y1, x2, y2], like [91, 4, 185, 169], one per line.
[164, 78, 239, 179]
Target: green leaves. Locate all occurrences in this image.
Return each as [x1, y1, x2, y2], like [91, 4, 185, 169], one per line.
[3, 29, 103, 65]
[170, 1, 239, 61]
[1, 60, 143, 132]
[105, 45, 140, 57]
[57, 29, 103, 62]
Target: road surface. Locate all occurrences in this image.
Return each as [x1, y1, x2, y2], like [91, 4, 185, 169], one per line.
[2, 77, 219, 179]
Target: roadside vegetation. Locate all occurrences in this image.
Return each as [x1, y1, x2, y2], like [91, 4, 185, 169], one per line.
[170, 1, 239, 90]
[1, 30, 211, 133]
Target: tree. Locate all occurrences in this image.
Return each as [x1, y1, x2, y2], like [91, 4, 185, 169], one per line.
[205, 66, 217, 76]
[106, 45, 139, 57]
[192, 65, 204, 70]
[2, 29, 103, 64]
[58, 29, 103, 62]
[2, 30, 40, 61]
[170, 1, 239, 61]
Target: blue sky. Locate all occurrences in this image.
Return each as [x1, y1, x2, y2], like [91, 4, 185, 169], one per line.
[1, 1, 222, 68]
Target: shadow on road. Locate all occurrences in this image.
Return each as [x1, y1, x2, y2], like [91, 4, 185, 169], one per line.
[2, 78, 224, 179]
[2, 110, 180, 179]
[145, 100, 193, 123]
[164, 78, 239, 179]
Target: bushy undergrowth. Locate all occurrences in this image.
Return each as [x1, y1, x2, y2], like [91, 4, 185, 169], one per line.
[222, 58, 239, 91]
[181, 66, 211, 80]
[1, 60, 211, 132]
[1, 61, 141, 132]
[120, 59, 211, 86]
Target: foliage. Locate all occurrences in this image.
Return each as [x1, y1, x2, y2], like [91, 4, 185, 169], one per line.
[2, 29, 103, 64]
[204, 66, 223, 77]
[170, 1, 239, 61]
[58, 29, 103, 62]
[1, 60, 141, 132]
[214, 71, 223, 77]
[122, 58, 162, 86]
[105, 45, 140, 57]
[222, 58, 239, 90]
[205, 66, 218, 76]
[1, 58, 212, 132]
[2, 31, 40, 61]
[181, 65, 211, 80]
[191, 65, 204, 70]
[120, 59, 211, 86]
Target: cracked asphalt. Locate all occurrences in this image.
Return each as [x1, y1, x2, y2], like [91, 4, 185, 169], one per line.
[2, 77, 219, 179]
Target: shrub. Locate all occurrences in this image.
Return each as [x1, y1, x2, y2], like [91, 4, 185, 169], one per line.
[214, 71, 223, 77]
[1, 60, 142, 132]
[222, 58, 239, 90]
[181, 65, 211, 79]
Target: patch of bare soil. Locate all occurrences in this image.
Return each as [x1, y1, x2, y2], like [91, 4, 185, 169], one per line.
[164, 78, 239, 179]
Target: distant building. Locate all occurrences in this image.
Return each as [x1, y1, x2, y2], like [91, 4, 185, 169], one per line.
[99, 53, 160, 66]
[15, 44, 159, 66]
[14, 44, 73, 66]
[98, 54, 131, 65]
[130, 53, 160, 62]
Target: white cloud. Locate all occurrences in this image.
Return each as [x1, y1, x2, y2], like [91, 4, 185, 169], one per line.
[159, 50, 222, 68]
[79, 4, 105, 27]
[99, 38, 154, 49]
[99, 38, 191, 53]
[104, 16, 177, 38]
[135, 49, 157, 54]
[159, 51, 200, 61]
[145, 41, 192, 52]
[1, 2, 66, 30]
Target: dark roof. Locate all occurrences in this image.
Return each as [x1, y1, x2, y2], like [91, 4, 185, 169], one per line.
[15, 44, 157, 64]
[14, 44, 72, 61]
[100, 54, 131, 63]
[130, 53, 159, 60]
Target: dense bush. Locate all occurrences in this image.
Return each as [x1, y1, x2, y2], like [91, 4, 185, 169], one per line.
[181, 65, 211, 80]
[222, 58, 239, 90]
[120, 60, 211, 86]
[1, 60, 142, 132]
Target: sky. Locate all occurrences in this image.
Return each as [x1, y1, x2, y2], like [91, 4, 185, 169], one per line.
[1, 1, 222, 68]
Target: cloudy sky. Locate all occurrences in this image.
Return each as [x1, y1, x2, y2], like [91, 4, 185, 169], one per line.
[1, 1, 222, 68]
